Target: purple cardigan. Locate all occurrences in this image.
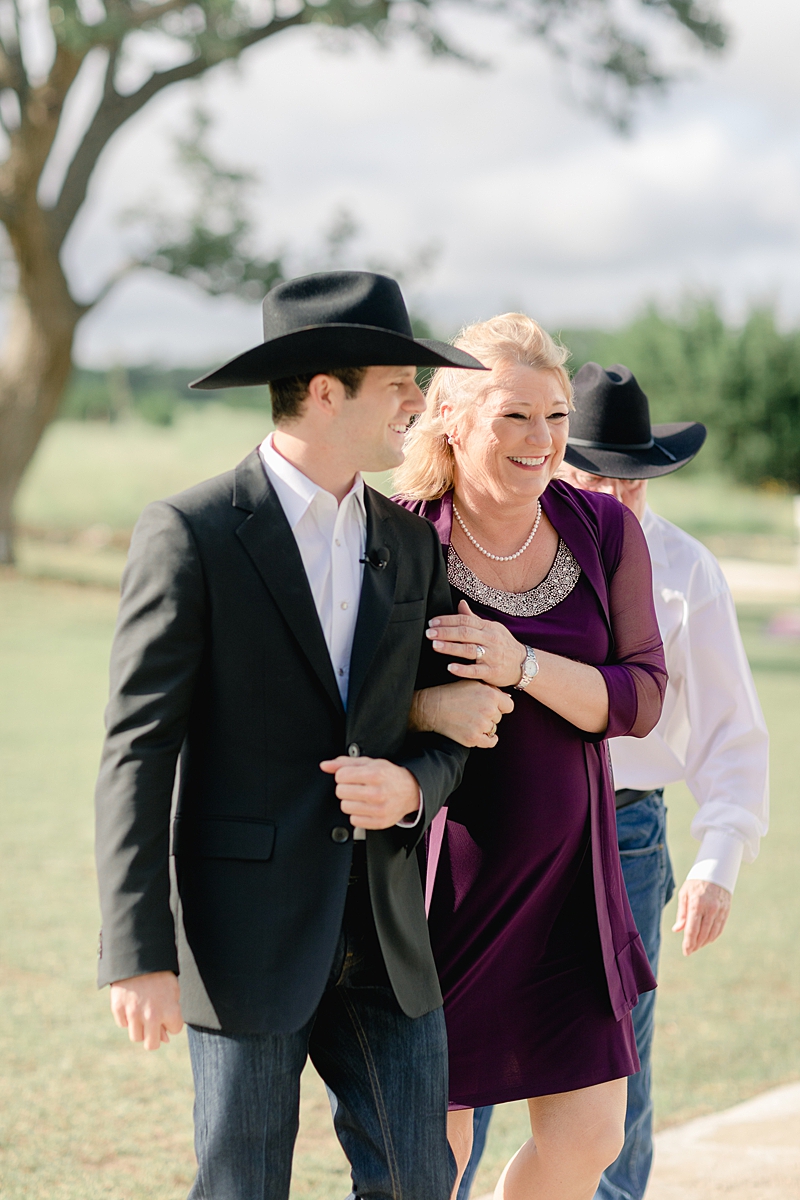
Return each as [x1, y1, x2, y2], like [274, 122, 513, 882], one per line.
[396, 480, 664, 1020]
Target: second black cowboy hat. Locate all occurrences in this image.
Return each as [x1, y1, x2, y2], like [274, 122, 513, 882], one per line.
[564, 362, 707, 480]
[190, 270, 487, 389]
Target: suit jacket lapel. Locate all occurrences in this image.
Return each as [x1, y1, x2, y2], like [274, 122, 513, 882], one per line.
[347, 488, 398, 713]
[233, 450, 344, 716]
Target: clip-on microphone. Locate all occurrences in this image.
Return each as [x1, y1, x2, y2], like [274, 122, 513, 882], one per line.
[360, 547, 391, 571]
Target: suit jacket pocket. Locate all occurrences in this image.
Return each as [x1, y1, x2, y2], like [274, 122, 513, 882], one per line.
[172, 816, 276, 861]
[390, 598, 426, 623]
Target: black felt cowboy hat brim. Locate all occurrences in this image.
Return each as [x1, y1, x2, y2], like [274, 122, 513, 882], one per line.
[564, 421, 707, 480]
[190, 325, 486, 389]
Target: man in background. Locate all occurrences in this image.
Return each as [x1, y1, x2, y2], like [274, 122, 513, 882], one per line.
[459, 362, 769, 1200]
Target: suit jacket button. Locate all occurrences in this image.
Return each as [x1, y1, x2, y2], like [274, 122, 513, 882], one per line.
[331, 826, 351, 843]
[347, 743, 360, 757]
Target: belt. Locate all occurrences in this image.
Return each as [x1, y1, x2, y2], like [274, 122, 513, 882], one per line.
[348, 840, 367, 885]
[615, 787, 658, 810]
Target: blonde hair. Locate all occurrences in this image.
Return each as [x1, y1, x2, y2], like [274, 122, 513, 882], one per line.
[393, 313, 573, 500]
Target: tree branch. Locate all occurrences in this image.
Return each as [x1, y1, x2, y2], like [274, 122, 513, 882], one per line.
[643, 0, 726, 51]
[76, 255, 138, 314]
[42, 0, 728, 254]
[46, 10, 308, 249]
[0, 0, 27, 95]
[126, 0, 193, 29]
[0, 45, 24, 92]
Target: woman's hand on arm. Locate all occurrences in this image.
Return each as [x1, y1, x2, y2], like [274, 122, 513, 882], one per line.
[409, 680, 514, 748]
[427, 600, 609, 735]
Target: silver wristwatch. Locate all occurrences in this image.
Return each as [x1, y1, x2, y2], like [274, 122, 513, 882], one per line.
[514, 645, 539, 690]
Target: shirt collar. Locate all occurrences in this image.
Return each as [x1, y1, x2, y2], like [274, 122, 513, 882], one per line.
[258, 433, 365, 530]
[641, 504, 669, 567]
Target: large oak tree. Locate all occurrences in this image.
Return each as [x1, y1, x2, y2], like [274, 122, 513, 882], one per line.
[0, 0, 724, 561]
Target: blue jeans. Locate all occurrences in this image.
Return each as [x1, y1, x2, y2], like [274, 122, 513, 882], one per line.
[187, 871, 454, 1200]
[457, 792, 674, 1200]
[595, 790, 674, 1200]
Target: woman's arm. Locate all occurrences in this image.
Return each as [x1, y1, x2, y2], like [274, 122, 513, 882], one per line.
[409, 680, 515, 748]
[427, 601, 609, 734]
[516, 647, 608, 732]
[597, 505, 667, 738]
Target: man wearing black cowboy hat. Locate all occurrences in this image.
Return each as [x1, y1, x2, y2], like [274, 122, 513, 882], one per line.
[562, 363, 769, 1200]
[94, 270, 488, 1200]
[458, 363, 769, 1200]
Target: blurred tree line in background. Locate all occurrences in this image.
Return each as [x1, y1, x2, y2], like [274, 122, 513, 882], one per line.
[60, 364, 267, 426]
[60, 298, 800, 491]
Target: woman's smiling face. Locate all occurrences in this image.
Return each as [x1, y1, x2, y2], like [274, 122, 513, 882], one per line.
[442, 359, 571, 506]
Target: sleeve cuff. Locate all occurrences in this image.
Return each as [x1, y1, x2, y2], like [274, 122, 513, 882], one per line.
[595, 664, 638, 740]
[396, 788, 424, 829]
[686, 830, 745, 894]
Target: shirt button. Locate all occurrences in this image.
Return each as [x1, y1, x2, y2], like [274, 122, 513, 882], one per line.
[331, 826, 350, 843]
[348, 743, 360, 757]
[337, 667, 345, 676]
[335, 539, 341, 547]
[340, 601, 348, 610]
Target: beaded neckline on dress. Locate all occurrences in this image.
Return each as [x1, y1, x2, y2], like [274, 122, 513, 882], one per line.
[447, 539, 582, 618]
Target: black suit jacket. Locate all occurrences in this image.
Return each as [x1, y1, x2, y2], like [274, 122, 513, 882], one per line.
[95, 450, 467, 1034]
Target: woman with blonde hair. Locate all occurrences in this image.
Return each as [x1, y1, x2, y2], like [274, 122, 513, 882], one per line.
[395, 314, 666, 1200]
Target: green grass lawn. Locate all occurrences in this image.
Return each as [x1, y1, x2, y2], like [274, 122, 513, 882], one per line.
[15, 408, 272, 535]
[647, 471, 797, 564]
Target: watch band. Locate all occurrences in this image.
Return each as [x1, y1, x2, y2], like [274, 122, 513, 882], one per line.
[514, 645, 539, 690]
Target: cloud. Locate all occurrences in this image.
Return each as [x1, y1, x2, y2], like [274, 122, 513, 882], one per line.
[67, 0, 800, 364]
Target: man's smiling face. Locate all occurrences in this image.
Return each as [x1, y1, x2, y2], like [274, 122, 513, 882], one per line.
[338, 365, 426, 474]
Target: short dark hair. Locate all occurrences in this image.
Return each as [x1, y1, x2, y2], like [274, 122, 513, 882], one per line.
[269, 367, 368, 425]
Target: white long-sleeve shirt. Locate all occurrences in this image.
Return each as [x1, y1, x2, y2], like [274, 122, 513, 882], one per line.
[610, 506, 769, 894]
[258, 434, 421, 836]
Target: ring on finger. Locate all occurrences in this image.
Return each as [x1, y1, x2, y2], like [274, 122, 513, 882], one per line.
[474, 644, 486, 660]
[486, 722, 496, 736]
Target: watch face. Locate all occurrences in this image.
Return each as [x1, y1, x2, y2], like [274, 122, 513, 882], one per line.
[515, 646, 538, 688]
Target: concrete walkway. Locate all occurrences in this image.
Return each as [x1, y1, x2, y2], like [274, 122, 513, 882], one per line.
[474, 1081, 800, 1200]
[645, 1082, 800, 1200]
[719, 558, 800, 604]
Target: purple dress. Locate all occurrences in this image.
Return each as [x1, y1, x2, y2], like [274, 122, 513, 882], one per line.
[397, 482, 666, 1108]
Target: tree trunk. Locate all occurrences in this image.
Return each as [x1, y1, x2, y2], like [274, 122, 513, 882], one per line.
[0, 210, 82, 563]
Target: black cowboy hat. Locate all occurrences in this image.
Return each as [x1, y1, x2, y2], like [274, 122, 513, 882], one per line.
[564, 362, 707, 480]
[190, 271, 486, 389]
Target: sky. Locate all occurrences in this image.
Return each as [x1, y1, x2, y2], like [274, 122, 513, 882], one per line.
[38, 0, 800, 367]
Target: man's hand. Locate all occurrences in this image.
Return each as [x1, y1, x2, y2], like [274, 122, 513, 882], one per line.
[110, 970, 184, 1051]
[320, 757, 420, 828]
[408, 680, 514, 748]
[672, 879, 732, 956]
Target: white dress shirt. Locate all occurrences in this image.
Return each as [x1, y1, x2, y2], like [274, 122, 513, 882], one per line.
[260, 434, 366, 704]
[610, 506, 769, 894]
[258, 435, 421, 836]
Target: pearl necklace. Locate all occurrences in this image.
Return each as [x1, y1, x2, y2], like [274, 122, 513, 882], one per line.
[453, 501, 542, 562]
